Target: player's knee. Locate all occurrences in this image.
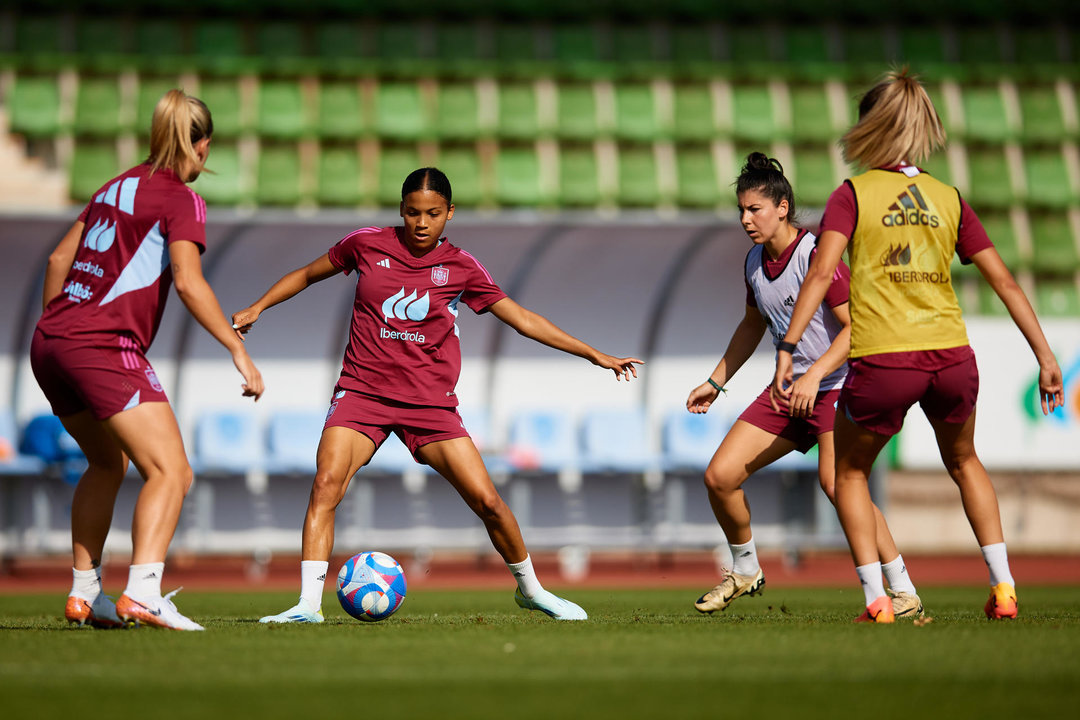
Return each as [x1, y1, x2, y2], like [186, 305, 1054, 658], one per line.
[310, 469, 347, 507]
[470, 489, 507, 523]
[703, 466, 737, 495]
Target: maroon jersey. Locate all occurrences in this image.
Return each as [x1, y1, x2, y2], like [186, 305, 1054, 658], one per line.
[37, 163, 207, 351]
[327, 226, 507, 407]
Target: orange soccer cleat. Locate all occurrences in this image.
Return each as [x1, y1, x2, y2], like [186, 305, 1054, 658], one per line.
[65, 594, 126, 629]
[984, 582, 1018, 620]
[854, 595, 895, 624]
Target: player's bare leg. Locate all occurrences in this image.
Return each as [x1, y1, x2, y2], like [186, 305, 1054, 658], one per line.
[262, 427, 375, 624]
[59, 410, 128, 628]
[695, 421, 790, 613]
[929, 410, 1017, 618]
[420, 437, 586, 620]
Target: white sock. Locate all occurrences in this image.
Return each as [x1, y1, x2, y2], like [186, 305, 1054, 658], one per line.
[300, 560, 329, 609]
[507, 555, 544, 599]
[881, 554, 917, 595]
[981, 543, 1015, 587]
[856, 562, 886, 606]
[730, 538, 760, 577]
[125, 562, 164, 599]
[71, 567, 101, 600]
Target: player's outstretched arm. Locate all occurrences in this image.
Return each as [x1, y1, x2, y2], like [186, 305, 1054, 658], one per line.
[42, 221, 85, 311]
[488, 297, 643, 381]
[231, 254, 341, 335]
[170, 240, 264, 400]
[687, 306, 766, 414]
[970, 246, 1064, 414]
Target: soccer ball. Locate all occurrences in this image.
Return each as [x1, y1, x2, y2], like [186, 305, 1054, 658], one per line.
[336, 551, 407, 622]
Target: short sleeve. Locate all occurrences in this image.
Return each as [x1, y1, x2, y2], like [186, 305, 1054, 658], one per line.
[955, 196, 994, 263]
[327, 227, 381, 275]
[163, 188, 207, 253]
[813, 248, 851, 308]
[818, 181, 857, 239]
[458, 250, 507, 313]
[77, 202, 91, 224]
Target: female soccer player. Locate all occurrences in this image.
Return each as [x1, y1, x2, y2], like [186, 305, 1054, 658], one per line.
[235, 167, 641, 623]
[774, 69, 1064, 622]
[33, 89, 264, 631]
[689, 153, 921, 618]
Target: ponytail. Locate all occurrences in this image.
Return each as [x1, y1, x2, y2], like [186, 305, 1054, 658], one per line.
[841, 68, 945, 169]
[147, 89, 213, 179]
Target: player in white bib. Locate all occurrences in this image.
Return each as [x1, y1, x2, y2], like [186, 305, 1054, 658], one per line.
[687, 153, 921, 618]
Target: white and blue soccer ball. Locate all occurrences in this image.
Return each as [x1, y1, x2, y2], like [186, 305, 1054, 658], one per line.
[337, 551, 407, 622]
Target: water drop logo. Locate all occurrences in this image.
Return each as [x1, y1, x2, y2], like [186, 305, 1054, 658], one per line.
[381, 287, 430, 322]
[1021, 353, 1079, 426]
[84, 218, 116, 252]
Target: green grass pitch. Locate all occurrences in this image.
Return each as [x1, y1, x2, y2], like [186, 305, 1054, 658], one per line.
[1, 586, 1078, 720]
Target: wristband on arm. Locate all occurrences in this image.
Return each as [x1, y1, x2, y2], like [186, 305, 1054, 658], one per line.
[776, 341, 797, 354]
[707, 378, 727, 394]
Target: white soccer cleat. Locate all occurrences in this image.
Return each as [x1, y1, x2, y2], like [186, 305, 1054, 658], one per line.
[259, 599, 325, 624]
[65, 592, 126, 629]
[116, 588, 204, 631]
[888, 589, 924, 619]
[514, 588, 588, 621]
[694, 568, 766, 614]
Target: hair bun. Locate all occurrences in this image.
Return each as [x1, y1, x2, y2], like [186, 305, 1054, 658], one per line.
[744, 152, 783, 175]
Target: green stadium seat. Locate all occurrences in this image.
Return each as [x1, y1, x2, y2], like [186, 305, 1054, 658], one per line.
[784, 27, 832, 64]
[792, 147, 836, 208]
[255, 144, 302, 206]
[1023, 147, 1075, 209]
[317, 80, 366, 140]
[1014, 27, 1064, 64]
[976, 211, 1024, 271]
[69, 142, 121, 203]
[435, 24, 484, 63]
[899, 27, 946, 64]
[1019, 85, 1068, 144]
[617, 145, 661, 207]
[558, 145, 602, 207]
[919, 153, 953, 186]
[494, 26, 539, 63]
[375, 82, 433, 142]
[961, 86, 1012, 143]
[135, 19, 185, 57]
[1029, 212, 1079, 273]
[495, 145, 545, 207]
[198, 77, 246, 138]
[1034, 276, 1080, 317]
[672, 84, 715, 142]
[556, 83, 599, 140]
[732, 85, 777, 143]
[76, 18, 133, 56]
[966, 146, 1015, 209]
[613, 26, 659, 64]
[193, 20, 246, 60]
[436, 146, 484, 207]
[257, 79, 311, 140]
[675, 145, 720, 209]
[255, 22, 306, 59]
[976, 280, 1012, 317]
[377, 24, 422, 63]
[435, 82, 483, 141]
[614, 84, 661, 142]
[841, 25, 888, 65]
[924, 83, 952, 135]
[955, 27, 1006, 64]
[316, 144, 363, 207]
[377, 145, 421, 206]
[193, 142, 248, 205]
[10, 74, 64, 137]
[789, 84, 834, 143]
[668, 26, 715, 64]
[136, 77, 179, 133]
[73, 76, 126, 137]
[316, 22, 365, 61]
[14, 16, 62, 55]
[727, 27, 776, 63]
[497, 82, 540, 140]
[553, 25, 602, 64]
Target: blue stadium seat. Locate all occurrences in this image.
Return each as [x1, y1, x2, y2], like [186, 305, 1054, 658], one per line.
[365, 433, 419, 474]
[193, 410, 263, 475]
[266, 409, 326, 475]
[506, 410, 578, 473]
[580, 408, 659, 473]
[661, 409, 731, 472]
[0, 411, 45, 476]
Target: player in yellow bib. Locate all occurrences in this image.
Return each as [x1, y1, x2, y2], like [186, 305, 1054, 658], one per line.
[773, 69, 1064, 623]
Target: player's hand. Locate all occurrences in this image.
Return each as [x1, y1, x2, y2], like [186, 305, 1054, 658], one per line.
[786, 372, 821, 418]
[1039, 359, 1064, 415]
[232, 348, 264, 401]
[595, 355, 644, 381]
[686, 382, 720, 414]
[770, 353, 794, 412]
[230, 306, 261, 339]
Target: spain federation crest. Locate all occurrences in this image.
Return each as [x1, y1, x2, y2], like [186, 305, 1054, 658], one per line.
[431, 266, 449, 286]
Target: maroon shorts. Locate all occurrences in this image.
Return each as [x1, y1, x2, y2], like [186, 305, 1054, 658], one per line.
[30, 329, 169, 421]
[738, 386, 842, 453]
[839, 354, 979, 437]
[323, 388, 470, 458]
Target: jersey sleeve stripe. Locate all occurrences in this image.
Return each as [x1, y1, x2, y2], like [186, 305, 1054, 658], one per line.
[457, 249, 495, 284]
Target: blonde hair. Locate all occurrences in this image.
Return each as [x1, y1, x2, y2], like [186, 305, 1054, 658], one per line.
[147, 89, 213, 178]
[841, 68, 946, 169]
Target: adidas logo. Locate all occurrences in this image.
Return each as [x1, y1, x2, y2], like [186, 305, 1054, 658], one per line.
[316, 574, 326, 582]
[377, 258, 391, 269]
[881, 183, 940, 228]
[142, 572, 158, 580]
[783, 295, 794, 307]
[880, 243, 912, 266]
